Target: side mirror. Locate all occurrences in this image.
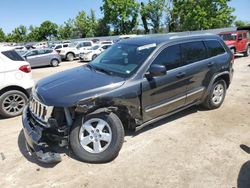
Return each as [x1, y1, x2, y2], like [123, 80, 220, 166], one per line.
[147, 64, 166, 77]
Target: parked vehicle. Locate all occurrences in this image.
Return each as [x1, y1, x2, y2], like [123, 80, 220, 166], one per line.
[23, 48, 61, 68]
[99, 41, 113, 45]
[79, 44, 112, 61]
[50, 43, 70, 53]
[219, 30, 250, 56]
[59, 41, 94, 61]
[0, 47, 34, 118]
[34, 42, 48, 49]
[22, 34, 233, 163]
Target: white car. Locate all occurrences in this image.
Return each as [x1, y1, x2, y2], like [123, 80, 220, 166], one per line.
[0, 47, 34, 118]
[79, 44, 112, 62]
[50, 43, 70, 52]
[34, 42, 48, 49]
[59, 41, 94, 61]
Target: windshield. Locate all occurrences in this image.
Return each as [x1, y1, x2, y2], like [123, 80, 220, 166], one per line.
[220, 34, 237, 41]
[68, 42, 78, 48]
[90, 43, 156, 77]
[91, 45, 100, 50]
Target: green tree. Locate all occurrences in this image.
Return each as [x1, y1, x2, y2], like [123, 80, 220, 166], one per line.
[57, 19, 77, 40]
[9, 25, 27, 43]
[95, 18, 110, 36]
[75, 10, 89, 38]
[86, 9, 98, 37]
[0, 28, 5, 42]
[235, 20, 250, 27]
[140, 0, 167, 33]
[101, 0, 140, 34]
[26, 25, 41, 42]
[171, 0, 236, 32]
[39, 21, 58, 40]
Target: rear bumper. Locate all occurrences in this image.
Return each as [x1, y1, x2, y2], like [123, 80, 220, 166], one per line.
[22, 106, 62, 163]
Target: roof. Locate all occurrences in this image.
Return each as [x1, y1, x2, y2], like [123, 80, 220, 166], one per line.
[119, 33, 220, 46]
[219, 30, 249, 34]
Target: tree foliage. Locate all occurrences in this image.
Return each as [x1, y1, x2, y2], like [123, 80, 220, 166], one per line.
[38, 21, 58, 40]
[57, 19, 78, 40]
[235, 20, 250, 27]
[171, 0, 236, 31]
[0, 28, 5, 42]
[101, 0, 139, 34]
[140, 0, 167, 33]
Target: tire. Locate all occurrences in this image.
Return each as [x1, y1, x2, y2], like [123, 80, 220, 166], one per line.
[244, 46, 250, 57]
[50, 59, 59, 67]
[70, 112, 124, 163]
[0, 90, 28, 118]
[231, 48, 235, 55]
[66, 53, 74, 61]
[92, 54, 97, 60]
[202, 79, 227, 110]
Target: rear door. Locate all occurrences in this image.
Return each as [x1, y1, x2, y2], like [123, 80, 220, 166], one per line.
[38, 49, 53, 66]
[26, 50, 39, 67]
[180, 41, 209, 105]
[142, 44, 188, 121]
[237, 33, 245, 52]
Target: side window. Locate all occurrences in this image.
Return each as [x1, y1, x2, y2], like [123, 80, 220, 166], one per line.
[238, 33, 243, 40]
[152, 44, 181, 70]
[84, 42, 92, 47]
[243, 33, 247, 39]
[27, 50, 38, 57]
[55, 45, 62, 49]
[38, 50, 46, 55]
[205, 40, 225, 57]
[181, 41, 207, 65]
[63, 44, 68, 47]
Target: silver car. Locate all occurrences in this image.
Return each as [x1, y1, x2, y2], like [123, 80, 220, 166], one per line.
[23, 48, 61, 68]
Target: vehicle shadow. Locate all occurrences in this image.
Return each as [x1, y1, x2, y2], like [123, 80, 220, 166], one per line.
[128, 105, 199, 137]
[237, 145, 250, 188]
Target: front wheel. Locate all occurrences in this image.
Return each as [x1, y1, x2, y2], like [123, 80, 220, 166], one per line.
[66, 53, 74, 61]
[70, 112, 124, 163]
[202, 80, 227, 110]
[244, 46, 250, 57]
[51, 59, 59, 67]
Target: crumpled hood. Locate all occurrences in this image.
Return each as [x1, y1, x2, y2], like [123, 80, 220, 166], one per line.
[35, 66, 125, 107]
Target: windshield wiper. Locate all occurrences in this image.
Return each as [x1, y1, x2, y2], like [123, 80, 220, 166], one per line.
[86, 64, 96, 71]
[94, 67, 113, 75]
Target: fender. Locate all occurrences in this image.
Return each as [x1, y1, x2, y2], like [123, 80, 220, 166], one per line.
[201, 71, 230, 102]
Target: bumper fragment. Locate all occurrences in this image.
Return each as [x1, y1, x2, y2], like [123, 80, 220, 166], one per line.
[22, 106, 62, 164]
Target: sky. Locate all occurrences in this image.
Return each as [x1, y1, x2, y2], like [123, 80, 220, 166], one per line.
[0, 0, 249, 33]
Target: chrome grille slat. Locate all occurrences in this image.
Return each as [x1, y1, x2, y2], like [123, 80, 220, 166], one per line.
[29, 97, 53, 126]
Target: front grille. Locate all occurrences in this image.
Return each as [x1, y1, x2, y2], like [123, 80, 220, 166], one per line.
[29, 97, 53, 126]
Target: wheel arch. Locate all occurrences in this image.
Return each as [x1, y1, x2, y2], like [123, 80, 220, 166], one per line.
[66, 51, 75, 57]
[0, 85, 30, 97]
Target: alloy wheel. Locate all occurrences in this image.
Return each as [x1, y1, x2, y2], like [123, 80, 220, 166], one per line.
[79, 118, 112, 153]
[2, 94, 26, 115]
[212, 83, 224, 105]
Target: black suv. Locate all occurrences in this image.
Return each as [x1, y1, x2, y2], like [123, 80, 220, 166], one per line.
[22, 34, 234, 163]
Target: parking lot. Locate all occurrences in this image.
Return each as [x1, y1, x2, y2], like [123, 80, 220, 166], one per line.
[0, 56, 250, 188]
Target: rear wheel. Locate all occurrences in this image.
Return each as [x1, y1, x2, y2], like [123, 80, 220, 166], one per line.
[202, 80, 226, 110]
[0, 90, 28, 118]
[51, 59, 59, 67]
[244, 46, 250, 57]
[70, 112, 124, 163]
[66, 53, 74, 61]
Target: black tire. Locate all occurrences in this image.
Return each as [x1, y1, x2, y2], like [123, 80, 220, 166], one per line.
[243, 46, 250, 57]
[66, 53, 74, 61]
[202, 79, 227, 110]
[50, 59, 59, 67]
[231, 48, 235, 55]
[70, 112, 124, 163]
[0, 90, 28, 118]
[92, 54, 97, 60]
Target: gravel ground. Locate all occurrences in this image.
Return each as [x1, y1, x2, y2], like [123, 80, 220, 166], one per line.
[0, 57, 250, 188]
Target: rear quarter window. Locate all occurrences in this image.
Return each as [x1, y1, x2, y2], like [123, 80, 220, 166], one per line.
[2, 50, 24, 61]
[205, 40, 225, 57]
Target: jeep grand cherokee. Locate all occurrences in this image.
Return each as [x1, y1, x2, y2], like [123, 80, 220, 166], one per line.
[22, 34, 234, 163]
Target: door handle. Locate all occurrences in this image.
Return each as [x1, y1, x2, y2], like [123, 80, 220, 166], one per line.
[176, 72, 186, 78]
[208, 62, 215, 67]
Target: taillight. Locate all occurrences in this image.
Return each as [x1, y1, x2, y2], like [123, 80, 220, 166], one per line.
[19, 65, 31, 73]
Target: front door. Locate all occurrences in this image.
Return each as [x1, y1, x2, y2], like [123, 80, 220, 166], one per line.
[141, 44, 188, 122]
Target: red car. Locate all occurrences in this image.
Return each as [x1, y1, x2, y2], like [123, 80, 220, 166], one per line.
[219, 30, 250, 56]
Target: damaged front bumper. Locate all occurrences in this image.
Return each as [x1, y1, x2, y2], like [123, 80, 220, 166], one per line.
[22, 106, 62, 164]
